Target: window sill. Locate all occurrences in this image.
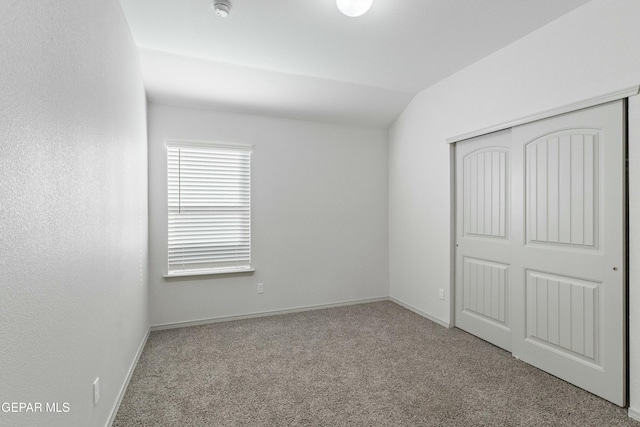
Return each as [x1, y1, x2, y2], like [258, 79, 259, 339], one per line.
[163, 267, 255, 278]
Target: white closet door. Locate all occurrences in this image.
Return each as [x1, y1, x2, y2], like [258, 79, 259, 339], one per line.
[455, 130, 512, 351]
[510, 100, 626, 406]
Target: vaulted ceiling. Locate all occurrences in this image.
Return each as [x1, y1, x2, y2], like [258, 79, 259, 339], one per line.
[119, 0, 591, 127]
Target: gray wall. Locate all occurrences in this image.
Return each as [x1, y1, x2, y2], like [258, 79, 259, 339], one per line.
[148, 103, 389, 327]
[0, 1, 149, 426]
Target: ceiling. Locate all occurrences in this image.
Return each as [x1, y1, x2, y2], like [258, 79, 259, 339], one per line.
[119, 0, 591, 127]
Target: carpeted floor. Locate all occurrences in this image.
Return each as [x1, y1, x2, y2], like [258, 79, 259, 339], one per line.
[113, 301, 637, 426]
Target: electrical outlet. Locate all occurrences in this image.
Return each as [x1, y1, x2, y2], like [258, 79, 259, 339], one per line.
[438, 288, 445, 300]
[257, 283, 264, 294]
[93, 377, 100, 405]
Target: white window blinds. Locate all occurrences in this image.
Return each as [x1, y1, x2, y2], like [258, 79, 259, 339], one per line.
[167, 141, 252, 275]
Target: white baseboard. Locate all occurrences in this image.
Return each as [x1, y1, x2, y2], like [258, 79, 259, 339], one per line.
[151, 296, 390, 331]
[105, 328, 150, 427]
[389, 296, 450, 328]
[629, 407, 640, 422]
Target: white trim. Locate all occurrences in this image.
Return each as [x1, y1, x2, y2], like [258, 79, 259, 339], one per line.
[628, 407, 640, 421]
[390, 296, 451, 328]
[629, 93, 640, 418]
[105, 328, 150, 427]
[446, 85, 640, 144]
[151, 297, 389, 331]
[166, 139, 253, 151]
[163, 267, 255, 278]
[449, 143, 457, 328]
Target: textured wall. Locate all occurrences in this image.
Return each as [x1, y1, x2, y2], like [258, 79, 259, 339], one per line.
[0, 1, 148, 426]
[147, 103, 389, 327]
[388, 0, 640, 413]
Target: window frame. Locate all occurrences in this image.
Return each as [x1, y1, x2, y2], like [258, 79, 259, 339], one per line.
[163, 140, 254, 278]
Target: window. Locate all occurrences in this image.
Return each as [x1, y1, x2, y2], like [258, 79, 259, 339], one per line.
[166, 141, 253, 276]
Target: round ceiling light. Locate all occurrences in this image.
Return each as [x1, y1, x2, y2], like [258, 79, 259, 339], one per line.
[336, 0, 373, 17]
[212, 0, 231, 18]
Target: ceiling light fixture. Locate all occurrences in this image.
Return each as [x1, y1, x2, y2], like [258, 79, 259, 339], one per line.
[212, 0, 231, 18]
[336, 0, 373, 17]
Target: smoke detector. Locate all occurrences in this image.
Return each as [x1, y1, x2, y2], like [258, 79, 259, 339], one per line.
[212, 0, 231, 18]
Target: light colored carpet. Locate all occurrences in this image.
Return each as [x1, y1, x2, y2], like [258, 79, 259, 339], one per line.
[113, 301, 637, 426]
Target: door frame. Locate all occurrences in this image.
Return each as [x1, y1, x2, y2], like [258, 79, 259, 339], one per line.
[448, 87, 639, 407]
[627, 94, 640, 418]
[449, 85, 638, 327]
